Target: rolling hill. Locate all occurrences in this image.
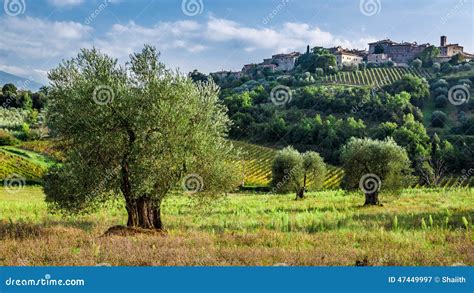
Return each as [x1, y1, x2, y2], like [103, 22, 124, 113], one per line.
[0, 70, 44, 92]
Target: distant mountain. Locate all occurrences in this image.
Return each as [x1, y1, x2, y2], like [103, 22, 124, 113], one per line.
[0, 70, 44, 92]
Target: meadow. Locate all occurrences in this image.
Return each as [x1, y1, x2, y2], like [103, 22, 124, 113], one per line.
[1, 186, 472, 266]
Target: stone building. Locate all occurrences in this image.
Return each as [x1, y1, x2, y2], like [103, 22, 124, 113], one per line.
[367, 53, 392, 64]
[438, 35, 464, 57]
[368, 39, 429, 64]
[262, 52, 301, 71]
[329, 47, 364, 67]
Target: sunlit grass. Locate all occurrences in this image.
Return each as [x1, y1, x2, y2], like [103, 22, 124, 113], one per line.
[0, 187, 472, 266]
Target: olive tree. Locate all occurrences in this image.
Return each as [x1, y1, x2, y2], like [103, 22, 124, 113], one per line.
[340, 138, 413, 205]
[270, 146, 326, 199]
[44, 46, 241, 230]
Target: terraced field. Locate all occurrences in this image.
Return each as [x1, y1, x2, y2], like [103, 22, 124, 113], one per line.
[233, 140, 344, 189]
[232, 140, 473, 189]
[0, 146, 55, 184]
[322, 67, 433, 86]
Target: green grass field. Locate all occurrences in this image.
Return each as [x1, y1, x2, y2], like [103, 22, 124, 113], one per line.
[0, 186, 472, 266]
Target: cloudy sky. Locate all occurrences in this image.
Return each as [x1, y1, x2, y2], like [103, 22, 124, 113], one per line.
[0, 0, 472, 84]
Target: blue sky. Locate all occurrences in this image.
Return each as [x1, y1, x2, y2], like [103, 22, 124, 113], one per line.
[0, 0, 472, 84]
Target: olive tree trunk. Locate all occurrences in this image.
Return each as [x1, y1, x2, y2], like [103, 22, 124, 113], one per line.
[120, 137, 163, 230]
[364, 191, 379, 205]
[125, 197, 162, 229]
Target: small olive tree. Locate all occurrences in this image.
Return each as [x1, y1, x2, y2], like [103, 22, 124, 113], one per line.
[340, 138, 413, 205]
[271, 146, 326, 199]
[44, 46, 241, 230]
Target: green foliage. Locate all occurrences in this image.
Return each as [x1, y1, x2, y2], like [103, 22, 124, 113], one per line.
[271, 146, 326, 194]
[44, 46, 242, 218]
[417, 46, 440, 67]
[2, 83, 17, 96]
[384, 74, 430, 103]
[449, 53, 465, 65]
[188, 69, 208, 83]
[434, 95, 448, 108]
[411, 59, 422, 69]
[431, 110, 447, 127]
[0, 130, 18, 146]
[392, 114, 431, 163]
[340, 137, 413, 193]
[296, 47, 336, 73]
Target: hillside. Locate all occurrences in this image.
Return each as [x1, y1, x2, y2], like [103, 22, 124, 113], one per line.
[0, 146, 55, 184]
[321, 67, 433, 86]
[0, 70, 44, 92]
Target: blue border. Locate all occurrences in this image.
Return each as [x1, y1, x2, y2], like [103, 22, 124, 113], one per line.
[0, 267, 472, 292]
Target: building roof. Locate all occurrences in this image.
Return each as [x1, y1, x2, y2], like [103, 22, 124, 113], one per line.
[368, 39, 397, 45]
[334, 51, 362, 57]
[271, 52, 300, 58]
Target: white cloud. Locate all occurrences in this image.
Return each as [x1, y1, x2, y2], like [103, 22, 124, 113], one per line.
[205, 17, 374, 52]
[48, 0, 84, 7]
[93, 20, 208, 59]
[0, 16, 377, 79]
[0, 16, 92, 60]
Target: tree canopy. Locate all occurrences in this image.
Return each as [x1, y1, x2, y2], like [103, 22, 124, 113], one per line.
[340, 137, 413, 205]
[44, 45, 241, 229]
[271, 146, 326, 199]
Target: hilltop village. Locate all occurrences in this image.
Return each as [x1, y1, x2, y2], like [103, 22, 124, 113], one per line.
[211, 35, 473, 79]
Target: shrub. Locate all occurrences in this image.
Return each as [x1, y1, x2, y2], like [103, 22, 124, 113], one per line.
[411, 59, 422, 69]
[462, 63, 472, 71]
[0, 129, 19, 146]
[459, 79, 472, 87]
[433, 87, 448, 96]
[431, 111, 447, 127]
[434, 95, 448, 108]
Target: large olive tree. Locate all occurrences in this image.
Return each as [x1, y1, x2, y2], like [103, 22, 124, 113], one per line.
[340, 138, 413, 205]
[44, 46, 240, 230]
[271, 146, 326, 199]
